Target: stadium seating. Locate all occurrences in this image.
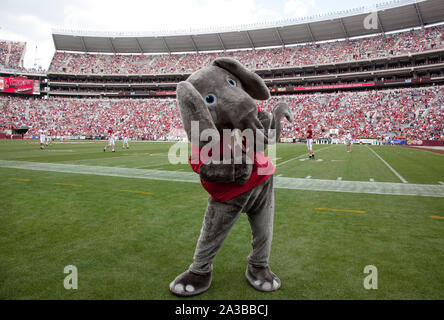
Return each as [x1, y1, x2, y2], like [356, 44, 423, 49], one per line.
[1, 25, 443, 141]
[259, 86, 443, 140]
[0, 40, 26, 70]
[48, 25, 444, 75]
[1, 85, 442, 140]
[0, 39, 46, 73]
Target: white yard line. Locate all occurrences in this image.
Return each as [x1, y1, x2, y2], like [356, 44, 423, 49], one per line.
[1, 160, 443, 198]
[366, 146, 408, 184]
[276, 153, 309, 167]
[0, 160, 198, 184]
[133, 162, 171, 169]
[276, 145, 335, 167]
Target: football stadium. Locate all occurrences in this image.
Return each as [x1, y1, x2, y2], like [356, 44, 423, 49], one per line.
[0, 0, 443, 307]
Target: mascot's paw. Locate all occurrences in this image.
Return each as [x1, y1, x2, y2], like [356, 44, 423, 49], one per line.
[245, 265, 281, 292]
[169, 270, 212, 297]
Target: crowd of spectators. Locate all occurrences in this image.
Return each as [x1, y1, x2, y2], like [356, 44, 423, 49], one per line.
[1, 85, 442, 141]
[259, 85, 443, 140]
[0, 41, 8, 66]
[0, 95, 181, 140]
[0, 39, 46, 73]
[49, 25, 444, 75]
[0, 40, 25, 70]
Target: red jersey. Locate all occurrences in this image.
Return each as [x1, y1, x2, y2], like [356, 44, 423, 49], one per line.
[190, 144, 275, 202]
[307, 129, 313, 139]
[108, 128, 113, 135]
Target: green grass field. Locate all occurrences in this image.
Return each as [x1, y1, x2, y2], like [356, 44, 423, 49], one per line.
[0, 139, 443, 300]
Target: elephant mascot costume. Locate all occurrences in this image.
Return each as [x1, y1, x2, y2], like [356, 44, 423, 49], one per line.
[170, 57, 293, 297]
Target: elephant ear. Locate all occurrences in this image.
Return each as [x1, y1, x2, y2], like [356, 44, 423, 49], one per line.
[271, 102, 293, 144]
[258, 110, 273, 131]
[257, 110, 273, 146]
[212, 57, 270, 101]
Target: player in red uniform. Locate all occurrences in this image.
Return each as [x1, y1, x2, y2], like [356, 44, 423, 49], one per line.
[307, 124, 314, 159]
[104, 127, 116, 152]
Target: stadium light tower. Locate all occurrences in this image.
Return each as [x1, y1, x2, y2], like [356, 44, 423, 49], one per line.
[33, 45, 41, 69]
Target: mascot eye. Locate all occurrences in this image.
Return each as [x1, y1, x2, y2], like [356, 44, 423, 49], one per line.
[205, 94, 216, 104]
[227, 78, 237, 87]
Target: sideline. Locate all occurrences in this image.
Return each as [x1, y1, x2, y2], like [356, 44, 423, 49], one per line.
[1, 160, 443, 198]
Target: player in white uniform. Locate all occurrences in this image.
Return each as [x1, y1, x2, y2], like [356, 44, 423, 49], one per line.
[39, 129, 46, 150]
[345, 131, 352, 152]
[46, 130, 52, 146]
[122, 129, 129, 149]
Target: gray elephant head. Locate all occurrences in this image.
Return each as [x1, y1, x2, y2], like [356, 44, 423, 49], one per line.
[176, 57, 293, 149]
[176, 57, 271, 145]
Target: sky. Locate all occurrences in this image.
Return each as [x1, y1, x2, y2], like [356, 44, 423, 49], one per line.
[0, 0, 388, 69]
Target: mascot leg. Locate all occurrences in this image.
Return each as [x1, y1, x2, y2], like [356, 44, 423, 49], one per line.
[169, 199, 243, 297]
[169, 177, 280, 296]
[245, 177, 281, 292]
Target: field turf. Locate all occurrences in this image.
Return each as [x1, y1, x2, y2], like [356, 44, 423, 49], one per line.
[0, 139, 443, 299]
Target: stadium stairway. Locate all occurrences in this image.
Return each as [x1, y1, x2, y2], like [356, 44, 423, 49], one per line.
[24, 101, 30, 120]
[4, 42, 11, 66]
[430, 89, 442, 105]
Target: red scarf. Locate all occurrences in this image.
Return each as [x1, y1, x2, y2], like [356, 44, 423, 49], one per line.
[189, 142, 275, 202]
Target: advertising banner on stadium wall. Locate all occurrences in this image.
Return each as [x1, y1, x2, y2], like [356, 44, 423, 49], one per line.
[292, 82, 375, 91]
[407, 140, 423, 145]
[359, 139, 377, 145]
[389, 139, 406, 145]
[156, 91, 176, 96]
[0, 77, 40, 95]
[407, 140, 444, 146]
[420, 140, 444, 147]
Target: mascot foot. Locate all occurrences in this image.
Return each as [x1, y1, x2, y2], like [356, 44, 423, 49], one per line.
[245, 265, 281, 292]
[169, 270, 212, 297]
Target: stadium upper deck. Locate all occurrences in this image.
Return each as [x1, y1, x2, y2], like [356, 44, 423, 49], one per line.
[48, 25, 444, 75]
[52, 0, 444, 54]
[2, 0, 444, 99]
[42, 0, 444, 97]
